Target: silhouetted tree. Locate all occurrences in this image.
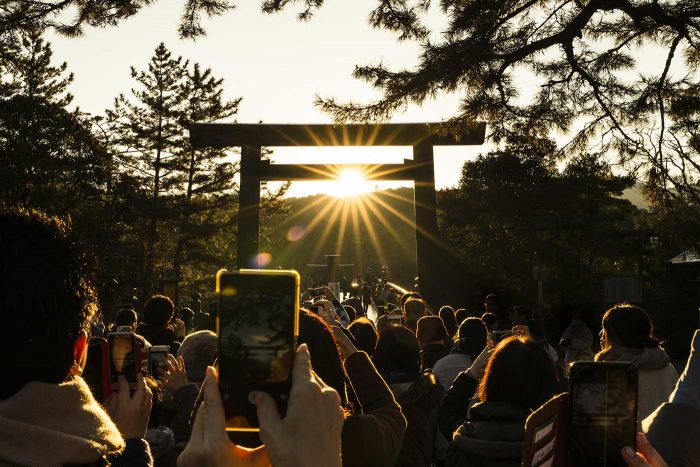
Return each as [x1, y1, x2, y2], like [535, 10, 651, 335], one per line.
[173, 63, 241, 274]
[106, 43, 188, 295]
[312, 1, 700, 212]
[440, 133, 637, 307]
[0, 0, 232, 39]
[0, 32, 108, 211]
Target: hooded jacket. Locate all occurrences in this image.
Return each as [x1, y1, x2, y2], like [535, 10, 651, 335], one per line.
[433, 351, 473, 391]
[596, 345, 678, 424]
[0, 377, 152, 467]
[444, 401, 528, 467]
[387, 373, 444, 467]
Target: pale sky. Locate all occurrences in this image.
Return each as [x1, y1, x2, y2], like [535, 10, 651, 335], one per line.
[45, 1, 487, 197]
[46, 1, 675, 197]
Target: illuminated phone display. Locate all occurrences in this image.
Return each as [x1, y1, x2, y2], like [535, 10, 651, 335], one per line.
[108, 332, 138, 389]
[570, 362, 638, 467]
[217, 269, 299, 431]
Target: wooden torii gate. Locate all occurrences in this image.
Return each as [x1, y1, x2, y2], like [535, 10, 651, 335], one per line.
[189, 122, 485, 305]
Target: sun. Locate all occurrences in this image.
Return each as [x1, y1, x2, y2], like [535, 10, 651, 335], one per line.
[331, 169, 374, 198]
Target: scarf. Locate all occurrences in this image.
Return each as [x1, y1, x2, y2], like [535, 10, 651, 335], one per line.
[0, 376, 124, 466]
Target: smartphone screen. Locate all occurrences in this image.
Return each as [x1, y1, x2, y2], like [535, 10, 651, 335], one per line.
[388, 315, 402, 327]
[570, 362, 638, 467]
[217, 270, 299, 431]
[108, 332, 138, 388]
[149, 347, 169, 377]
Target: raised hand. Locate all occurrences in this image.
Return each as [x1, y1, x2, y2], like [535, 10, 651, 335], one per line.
[159, 354, 188, 393]
[106, 374, 153, 440]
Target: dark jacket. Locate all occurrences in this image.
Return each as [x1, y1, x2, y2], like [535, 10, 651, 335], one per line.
[342, 351, 407, 467]
[420, 343, 450, 372]
[445, 401, 527, 467]
[438, 370, 479, 440]
[386, 373, 444, 467]
[137, 323, 176, 348]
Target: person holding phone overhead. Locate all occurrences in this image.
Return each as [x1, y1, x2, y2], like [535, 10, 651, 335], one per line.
[595, 304, 678, 425]
[0, 208, 153, 466]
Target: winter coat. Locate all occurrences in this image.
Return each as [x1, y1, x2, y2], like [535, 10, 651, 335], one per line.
[420, 343, 450, 372]
[0, 376, 152, 467]
[342, 352, 407, 467]
[433, 353, 473, 391]
[386, 373, 444, 467]
[559, 321, 594, 372]
[437, 371, 479, 440]
[444, 401, 528, 467]
[596, 345, 678, 424]
[643, 402, 700, 467]
[137, 323, 176, 348]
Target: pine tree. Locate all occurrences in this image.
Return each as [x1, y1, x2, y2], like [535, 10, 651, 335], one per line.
[107, 42, 188, 296]
[311, 1, 700, 213]
[1, 0, 233, 40]
[173, 63, 241, 274]
[0, 31, 108, 211]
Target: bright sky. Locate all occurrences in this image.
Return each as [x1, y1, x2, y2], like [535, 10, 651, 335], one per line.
[45, 1, 485, 197]
[46, 1, 675, 198]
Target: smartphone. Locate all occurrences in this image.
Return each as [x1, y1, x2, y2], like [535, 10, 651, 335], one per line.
[387, 314, 402, 327]
[107, 327, 142, 390]
[569, 362, 638, 467]
[216, 269, 299, 432]
[149, 345, 170, 378]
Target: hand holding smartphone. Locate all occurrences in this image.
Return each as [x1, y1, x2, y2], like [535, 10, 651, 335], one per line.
[216, 269, 299, 432]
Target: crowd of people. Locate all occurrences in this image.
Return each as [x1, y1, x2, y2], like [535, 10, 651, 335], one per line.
[2, 208, 699, 466]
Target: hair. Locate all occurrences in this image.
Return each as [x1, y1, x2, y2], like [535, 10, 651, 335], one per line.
[400, 291, 421, 309]
[416, 316, 449, 345]
[343, 305, 357, 322]
[404, 298, 427, 327]
[115, 308, 138, 328]
[372, 326, 421, 377]
[179, 307, 194, 325]
[177, 330, 217, 382]
[478, 336, 557, 412]
[600, 303, 660, 350]
[348, 317, 378, 355]
[439, 306, 457, 338]
[455, 308, 469, 327]
[0, 208, 97, 398]
[143, 295, 175, 328]
[298, 309, 346, 405]
[456, 317, 488, 360]
[484, 294, 499, 305]
[481, 312, 498, 326]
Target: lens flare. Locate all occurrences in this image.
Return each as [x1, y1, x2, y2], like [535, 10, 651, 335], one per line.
[254, 252, 272, 267]
[286, 225, 306, 242]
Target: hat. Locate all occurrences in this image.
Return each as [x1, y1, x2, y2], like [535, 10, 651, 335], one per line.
[416, 316, 448, 344]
